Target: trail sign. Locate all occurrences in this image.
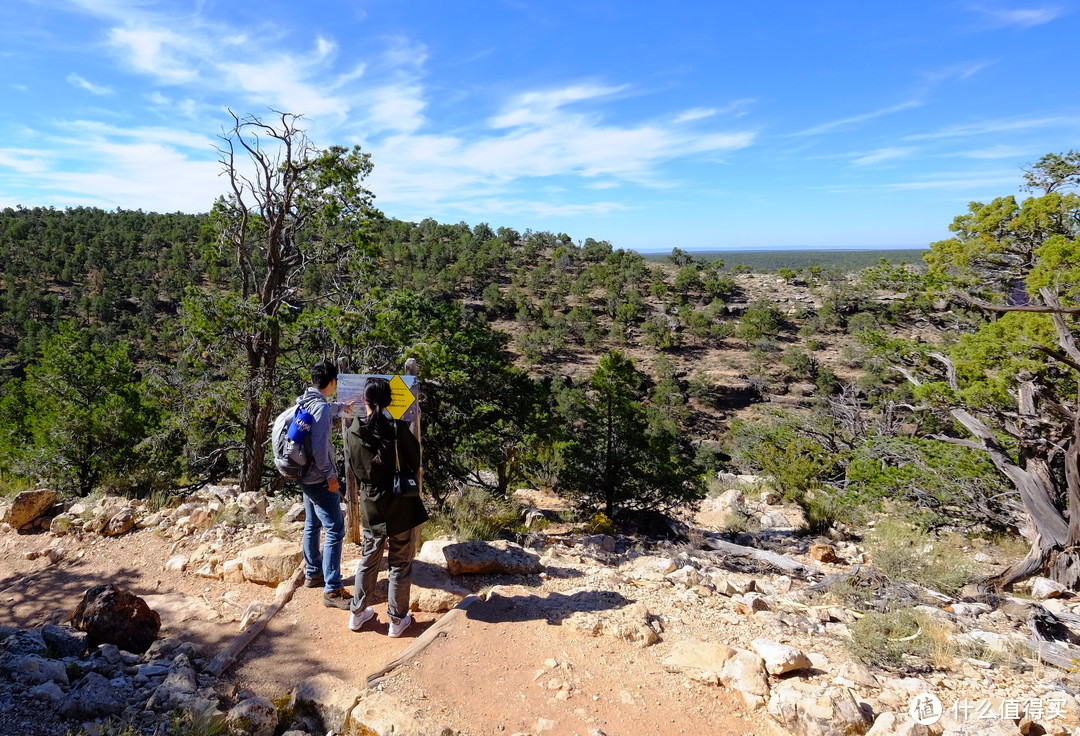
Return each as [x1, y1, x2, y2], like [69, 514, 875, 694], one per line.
[386, 374, 416, 419]
[336, 373, 419, 422]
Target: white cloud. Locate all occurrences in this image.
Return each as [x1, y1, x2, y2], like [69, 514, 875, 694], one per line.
[0, 148, 50, 175]
[852, 147, 918, 166]
[108, 26, 198, 84]
[794, 100, 923, 136]
[970, 5, 1065, 27]
[490, 84, 628, 128]
[67, 73, 113, 95]
[220, 59, 349, 118]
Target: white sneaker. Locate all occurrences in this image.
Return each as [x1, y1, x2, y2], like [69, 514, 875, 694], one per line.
[348, 606, 375, 632]
[387, 613, 413, 638]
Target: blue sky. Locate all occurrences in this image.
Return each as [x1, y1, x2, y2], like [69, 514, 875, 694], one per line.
[0, 1, 1077, 251]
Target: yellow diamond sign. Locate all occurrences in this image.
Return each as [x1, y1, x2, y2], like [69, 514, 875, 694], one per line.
[386, 374, 416, 419]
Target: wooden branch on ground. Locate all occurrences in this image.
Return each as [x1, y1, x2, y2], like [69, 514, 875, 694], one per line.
[366, 595, 481, 689]
[204, 566, 304, 677]
[701, 533, 823, 579]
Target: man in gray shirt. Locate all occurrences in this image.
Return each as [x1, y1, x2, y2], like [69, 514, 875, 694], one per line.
[296, 360, 352, 608]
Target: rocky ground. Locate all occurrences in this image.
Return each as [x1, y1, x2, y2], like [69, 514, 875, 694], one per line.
[1, 483, 1078, 736]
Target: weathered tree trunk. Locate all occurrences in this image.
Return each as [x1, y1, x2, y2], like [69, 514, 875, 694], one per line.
[900, 360, 1079, 591]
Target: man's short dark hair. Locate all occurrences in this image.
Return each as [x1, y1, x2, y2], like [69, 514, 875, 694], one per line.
[311, 360, 338, 390]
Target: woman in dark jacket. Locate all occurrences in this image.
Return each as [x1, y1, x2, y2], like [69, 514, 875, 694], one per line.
[345, 378, 429, 637]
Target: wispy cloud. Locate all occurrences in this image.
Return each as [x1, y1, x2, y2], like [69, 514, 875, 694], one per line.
[852, 147, 918, 166]
[674, 99, 757, 124]
[955, 144, 1033, 158]
[884, 170, 1019, 190]
[904, 115, 1071, 140]
[970, 4, 1065, 28]
[67, 73, 112, 95]
[794, 100, 922, 136]
[674, 108, 717, 124]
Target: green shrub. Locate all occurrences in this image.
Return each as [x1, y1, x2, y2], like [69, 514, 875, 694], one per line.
[846, 608, 931, 668]
[425, 486, 523, 541]
[867, 518, 973, 595]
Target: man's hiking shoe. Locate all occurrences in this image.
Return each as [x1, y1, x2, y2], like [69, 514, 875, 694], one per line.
[348, 606, 375, 631]
[323, 588, 352, 609]
[304, 575, 324, 588]
[388, 613, 413, 638]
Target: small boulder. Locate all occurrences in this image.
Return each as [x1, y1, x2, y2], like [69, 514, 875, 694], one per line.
[442, 540, 543, 576]
[236, 492, 268, 517]
[103, 507, 136, 536]
[1030, 577, 1067, 600]
[1, 489, 59, 529]
[41, 623, 87, 658]
[751, 638, 813, 676]
[408, 563, 472, 613]
[768, 681, 872, 736]
[239, 541, 302, 585]
[720, 649, 770, 708]
[662, 639, 736, 684]
[226, 696, 278, 736]
[291, 673, 363, 735]
[865, 712, 929, 736]
[61, 671, 127, 719]
[69, 584, 161, 654]
[809, 543, 838, 563]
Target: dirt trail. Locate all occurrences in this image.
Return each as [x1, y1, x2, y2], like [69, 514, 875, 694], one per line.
[1, 529, 762, 736]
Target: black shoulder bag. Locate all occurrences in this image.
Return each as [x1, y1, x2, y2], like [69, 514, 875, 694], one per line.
[392, 422, 420, 497]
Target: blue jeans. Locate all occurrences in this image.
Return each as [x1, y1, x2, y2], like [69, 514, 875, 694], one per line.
[300, 481, 345, 592]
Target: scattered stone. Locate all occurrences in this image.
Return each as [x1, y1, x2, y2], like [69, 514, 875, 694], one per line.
[41, 623, 87, 658]
[104, 507, 136, 536]
[751, 638, 812, 675]
[239, 541, 302, 585]
[61, 671, 127, 719]
[164, 555, 188, 572]
[225, 696, 278, 736]
[69, 584, 161, 654]
[631, 555, 677, 576]
[1030, 577, 1067, 600]
[865, 712, 929, 736]
[222, 558, 245, 583]
[809, 543, 838, 564]
[442, 540, 543, 576]
[662, 640, 736, 684]
[767, 681, 872, 736]
[291, 673, 363, 735]
[720, 649, 769, 709]
[733, 592, 770, 614]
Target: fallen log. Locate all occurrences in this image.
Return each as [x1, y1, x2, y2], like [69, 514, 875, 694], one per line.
[701, 533, 823, 579]
[204, 566, 304, 677]
[366, 594, 481, 688]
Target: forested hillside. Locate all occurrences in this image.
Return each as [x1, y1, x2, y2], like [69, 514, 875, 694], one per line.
[2, 117, 1078, 592]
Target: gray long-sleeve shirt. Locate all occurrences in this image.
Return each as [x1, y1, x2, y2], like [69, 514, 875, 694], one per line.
[296, 387, 347, 487]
